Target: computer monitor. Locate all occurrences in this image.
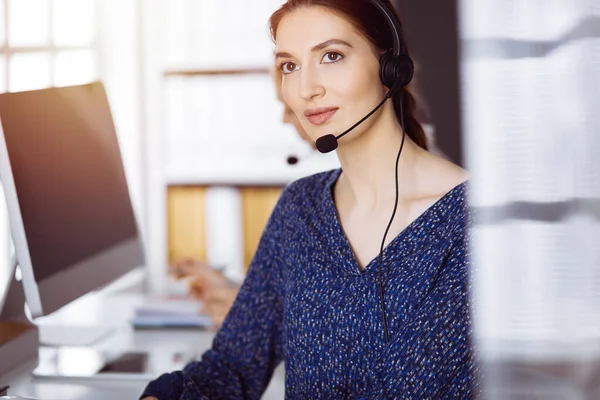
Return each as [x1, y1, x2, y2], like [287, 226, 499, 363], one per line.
[0, 81, 145, 320]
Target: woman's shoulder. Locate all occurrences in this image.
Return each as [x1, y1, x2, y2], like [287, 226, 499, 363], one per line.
[422, 151, 471, 192]
[416, 153, 473, 242]
[419, 151, 471, 207]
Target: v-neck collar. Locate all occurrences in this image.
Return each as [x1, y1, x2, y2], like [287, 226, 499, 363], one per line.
[322, 168, 468, 275]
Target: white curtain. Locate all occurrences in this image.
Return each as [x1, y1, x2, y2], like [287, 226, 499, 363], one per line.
[459, 0, 600, 397]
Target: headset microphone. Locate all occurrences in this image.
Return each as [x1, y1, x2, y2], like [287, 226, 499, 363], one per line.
[315, 78, 403, 153]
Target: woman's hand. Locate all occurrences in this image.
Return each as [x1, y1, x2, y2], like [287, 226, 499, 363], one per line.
[199, 285, 239, 327]
[169, 258, 215, 281]
[169, 258, 240, 328]
[141, 397, 159, 400]
[169, 259, 229, 298]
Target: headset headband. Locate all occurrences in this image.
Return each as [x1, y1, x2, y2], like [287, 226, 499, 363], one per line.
[369, 0, 403, 57]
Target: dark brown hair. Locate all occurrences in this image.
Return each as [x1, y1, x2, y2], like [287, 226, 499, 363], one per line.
[269, 0, 428, 150]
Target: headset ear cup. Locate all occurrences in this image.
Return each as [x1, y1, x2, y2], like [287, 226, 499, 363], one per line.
[396, 54, 414, 87]
[379, 51, 414, 89]
[379, 50, 396, 88]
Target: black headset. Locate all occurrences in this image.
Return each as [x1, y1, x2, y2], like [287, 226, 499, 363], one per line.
[369, 9, 454, 398]
[371, 0, 414, 92]
[314, 0, 413, 153]
[312, 1, 416, 346]
[294, 0, 415, 348]
[289, 0, 414, 160]
[369, 0, 413, 347]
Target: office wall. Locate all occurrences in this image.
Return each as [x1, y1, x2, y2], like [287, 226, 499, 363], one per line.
[392, 0, 463, 166]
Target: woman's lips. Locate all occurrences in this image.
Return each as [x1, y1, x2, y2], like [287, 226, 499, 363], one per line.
[305, 108, 338, 126]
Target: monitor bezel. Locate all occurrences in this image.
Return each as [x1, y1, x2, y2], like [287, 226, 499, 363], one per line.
[0, 114, 43, 316]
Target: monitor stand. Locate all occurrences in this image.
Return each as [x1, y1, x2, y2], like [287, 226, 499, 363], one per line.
[0, 259, 39, 378]
[19, 256, 117, 347]
[2, 255, 116, 352]
[37, 324, 117, 347]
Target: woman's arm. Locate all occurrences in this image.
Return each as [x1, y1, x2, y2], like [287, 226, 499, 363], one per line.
[140, 185, 294, 400]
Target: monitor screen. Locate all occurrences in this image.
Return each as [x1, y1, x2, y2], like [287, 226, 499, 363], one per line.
[0, 81, 144, 316]
[0, 82, 137, 280]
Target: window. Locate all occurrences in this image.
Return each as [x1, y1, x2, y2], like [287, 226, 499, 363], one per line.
[1, 0, 98, 91]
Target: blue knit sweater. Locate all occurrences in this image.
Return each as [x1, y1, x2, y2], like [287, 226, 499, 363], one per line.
[142, 168, 481, 399]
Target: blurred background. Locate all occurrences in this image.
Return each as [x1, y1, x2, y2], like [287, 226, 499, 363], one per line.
[0, 0, 467, 295]
[459, 1, 600, 398]
[0, 0, 598, 397]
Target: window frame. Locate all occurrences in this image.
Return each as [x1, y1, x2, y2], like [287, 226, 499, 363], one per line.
[0, 0, 100, 93]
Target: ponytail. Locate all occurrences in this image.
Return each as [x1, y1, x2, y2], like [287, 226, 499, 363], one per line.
[392, 85, 428, 151]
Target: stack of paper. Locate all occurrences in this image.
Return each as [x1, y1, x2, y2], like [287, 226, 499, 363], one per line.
[131, 298, 213, 329]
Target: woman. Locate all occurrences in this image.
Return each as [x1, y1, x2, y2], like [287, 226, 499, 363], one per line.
[143, 1, 480, 399]
[173, 41, 441, 331]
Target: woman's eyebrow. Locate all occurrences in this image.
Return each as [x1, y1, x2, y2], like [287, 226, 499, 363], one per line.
[311, 38, 352, 52]
[275, 38, 353, 60]
[275, 51, 293, 60]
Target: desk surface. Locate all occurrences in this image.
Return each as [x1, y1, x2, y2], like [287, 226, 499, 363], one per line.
[4, 291, 600, 399]
[1, 292, 285, 400]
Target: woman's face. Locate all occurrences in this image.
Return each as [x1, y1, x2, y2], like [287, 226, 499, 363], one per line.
[275, 6, 384, 146]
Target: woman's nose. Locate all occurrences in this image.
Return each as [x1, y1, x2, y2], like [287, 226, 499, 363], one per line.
[298, 68, 325, 101]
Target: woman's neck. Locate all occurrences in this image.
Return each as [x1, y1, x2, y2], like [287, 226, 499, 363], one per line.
[334, 107, 426, 211]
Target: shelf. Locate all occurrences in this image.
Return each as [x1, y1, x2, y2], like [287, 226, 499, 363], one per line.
[163, 67, 270, 77]
[165, 153, 340, 186]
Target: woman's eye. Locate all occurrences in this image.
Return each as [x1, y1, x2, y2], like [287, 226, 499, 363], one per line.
[322, 51, 343, 63]
[280, 62, 299, 74]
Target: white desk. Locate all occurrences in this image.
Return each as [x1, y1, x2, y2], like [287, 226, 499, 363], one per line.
[1, 292, 285, 400]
